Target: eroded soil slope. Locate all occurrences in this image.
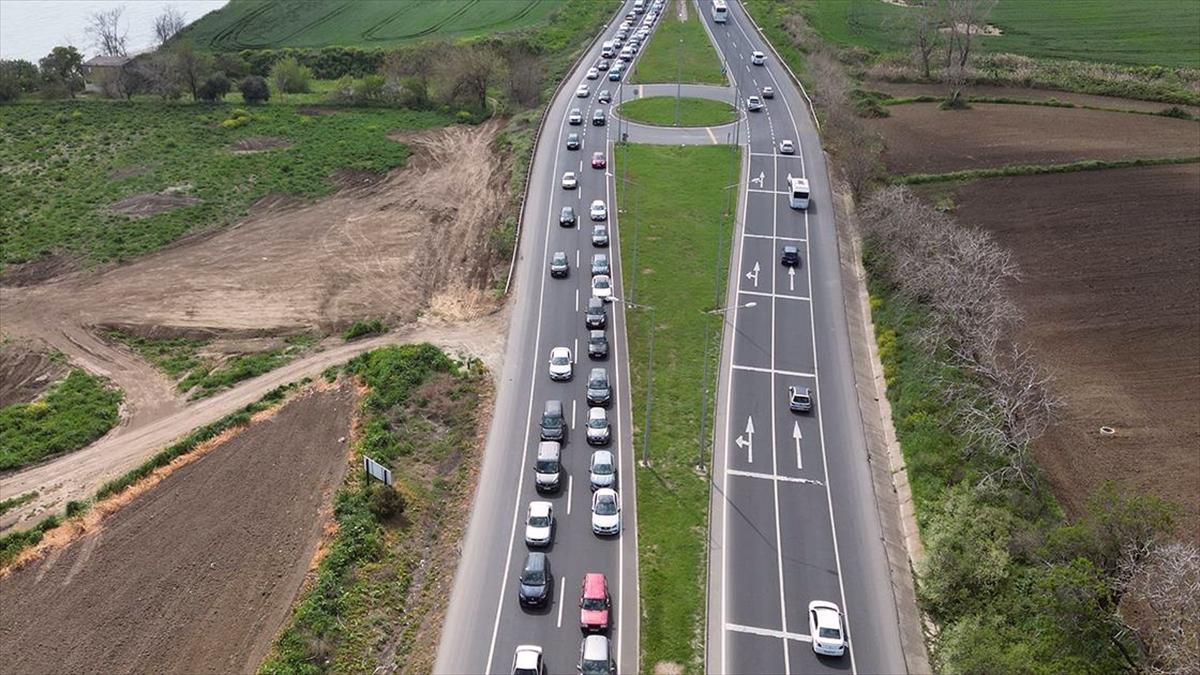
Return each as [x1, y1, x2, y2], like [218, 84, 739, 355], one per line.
[928, 163, 1200, 537]
[0, 384, 355, 674]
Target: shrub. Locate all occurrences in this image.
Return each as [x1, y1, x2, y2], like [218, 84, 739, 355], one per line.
[64, 499, 88, 517]
[353, 74, 385, 103]
[238, 75, 270, 104]
[270, 56, 312, 94]
[1157, 105, 1195, 120]
[213, 53, 250, 79]
[196, 72, 231, 101]
[367, 482, 405, 520]
[342, 319, 386, 341]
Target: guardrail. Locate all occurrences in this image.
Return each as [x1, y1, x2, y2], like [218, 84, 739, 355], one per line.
[504, 1, 630, 294]
[735, 0, 821, 130]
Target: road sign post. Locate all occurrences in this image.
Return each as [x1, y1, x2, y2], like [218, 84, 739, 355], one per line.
[363, 456, 393, 486]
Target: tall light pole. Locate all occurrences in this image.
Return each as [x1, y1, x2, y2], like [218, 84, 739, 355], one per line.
[697, 301, 757, 468]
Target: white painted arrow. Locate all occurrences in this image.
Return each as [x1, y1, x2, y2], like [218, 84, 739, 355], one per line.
[735, 415, 756, 463]
[751, 171, 764, 187]
[793, 421, 803, 470]
[745, 261, 760, 288]
[788, 266, 795, 291]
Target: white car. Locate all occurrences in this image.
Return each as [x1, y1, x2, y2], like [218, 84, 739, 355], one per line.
[576, 83, 590, 98]
[751, 50, 765, 65]
[524, 501, 554, 547]
[586, 408, 611, 446]
[591, 488, 620, 535]
[569, 108, 583, 125]
[747, 95, 764, 112]
[590, 200, 607, 220]
[591, 274, 613, 300]
[562, 171, 578, 189]
[779, 140, 795, 154]
[586, 67, 599, 80]
[808, 601, 847, 657]
[548, 346, 573, 380]
[513, 644, 545, 675]
[579, 635, 613, 675]
[589, 449, 616, 489]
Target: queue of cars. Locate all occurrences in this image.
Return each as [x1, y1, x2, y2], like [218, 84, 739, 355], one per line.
[511, 4, 668, 673]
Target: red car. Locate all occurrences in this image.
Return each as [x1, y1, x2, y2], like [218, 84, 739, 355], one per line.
[579, 572, 611, 632]
[592, 152, 607, 169]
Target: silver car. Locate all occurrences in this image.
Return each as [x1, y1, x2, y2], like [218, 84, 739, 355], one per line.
[524, 501, 554, 547]
[586, 408, 611, 446]
[589, 449, 616, 489]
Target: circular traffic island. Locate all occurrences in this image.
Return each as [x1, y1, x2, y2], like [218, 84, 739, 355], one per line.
[617, 96, 737, 127]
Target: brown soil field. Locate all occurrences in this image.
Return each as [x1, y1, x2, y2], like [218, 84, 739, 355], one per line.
[0, 341, 65, 407]
[921, 163, 1200, 539]
[0, 384, 355, 674]
[873, 103, 1200, 175]
[866, 80, 1200, 117]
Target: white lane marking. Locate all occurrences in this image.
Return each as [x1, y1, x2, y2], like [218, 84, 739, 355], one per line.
[732, 364, 815, 378]
[577, 248, 581, 267]
[742, 233, 805, 242]
[572, 399, 577, 430]
[725, 622, 813, 643]
[745, 261, 759, 288]
[576, 287, 580, 312]
[788, 266, 795, 292]
[793, 422, 803, 471]
[567, 474, 573, 515]
[747, 188, 787, 195]
[734, 415, 755, 464]
[574, 338, 579, 363]
[728, 6, 857, 674]
[557, 575, 567, 628]
[728, 469, 823, 486]
[738, 290, 810, 302]
[751, 171, 764, 187]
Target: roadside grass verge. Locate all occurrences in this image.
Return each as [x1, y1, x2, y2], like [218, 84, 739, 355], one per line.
[896, 155, 1200, 185]
[0, 102, 452, 269]
[0, 370, 123, 472]
[0, 379, 305, 569]
[631, 0, 726, 85]
[0, 492, 38, 516]
[618, 96, 736, 127]
[261, 344, 486, 674]
[104, 330, 209, 378]
[616, 143, 739, 673]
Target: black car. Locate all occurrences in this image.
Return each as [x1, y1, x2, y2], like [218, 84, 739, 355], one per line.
[540, 400, 566, 442]
[587, 367, 612, 407]
[781, 245, 800, 267]
[598, 89, 612, 104]
[561, 206, 577, 227]
[588, 330, 609, 359]
[567, 133, 581, 150]
[518, 552, 551, 608]
[592, 109, 607, 126]
[597, 59, 610, 71]
[585, 298, 607, 329]
[550, 251, 569, 278]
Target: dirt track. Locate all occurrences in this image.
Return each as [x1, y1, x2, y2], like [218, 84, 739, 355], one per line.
[875, 103, 1200, 174]
[0, 385, 354, 674]
[926, 163, 1200, 538]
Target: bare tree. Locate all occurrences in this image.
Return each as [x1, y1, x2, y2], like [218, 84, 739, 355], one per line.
[154, 5, 187, 47]
[134, 52, 181, 100]
[86, 6, 128, 57]
[440, 43, 495, 113]
[1120, 541, 1200, 674]
[939, 0, 996, 103]
[501, 41, 543, 108]
[907, 1, 941, 80]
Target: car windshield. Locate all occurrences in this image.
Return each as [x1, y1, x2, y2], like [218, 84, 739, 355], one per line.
[522, 567, 545, 585]
[581, 659, 609, 675]
[590, 374, 607, 388]
[594, 278, 610, 289]
[535, 458, 559, 473]
[544, 415, 562, 429]
[592, 459, 613, 475]
[553, 254, 566, 264]
[818, 626, 841, 640]
[582, 595, 606, 610]
[552, 354, 569, 365]
[529, 514, 550, 528]
[595, 495, 617, 515]
[589, 416, 606, 429]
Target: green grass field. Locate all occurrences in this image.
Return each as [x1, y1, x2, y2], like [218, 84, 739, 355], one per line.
[631, 0, 726, 84]
[0, 102, 451, 269]
[0, 370, 123, 472]
[183, 0, 569, 51]
[799, 0, 1200, 68]
[616, 142, 739, 673]
[619, 96, 736, 126]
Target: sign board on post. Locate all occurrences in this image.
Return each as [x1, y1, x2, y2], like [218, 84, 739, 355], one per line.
[363, 456, 393, 486]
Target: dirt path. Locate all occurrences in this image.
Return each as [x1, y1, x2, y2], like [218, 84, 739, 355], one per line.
[677, 0, 688, 22]
[0, 309, 506, 532]
[0, 385, 355, 675]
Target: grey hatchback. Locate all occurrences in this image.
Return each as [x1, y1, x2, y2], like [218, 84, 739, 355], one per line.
[587, 367, 611, 407]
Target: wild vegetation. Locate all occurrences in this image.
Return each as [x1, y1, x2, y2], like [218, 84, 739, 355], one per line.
[631, 0, 726, 85]
[261, 344, 486, 674]
[0, 370, 123, 472]
[615, 143, 739, 673]
[618, 96, 736, 127]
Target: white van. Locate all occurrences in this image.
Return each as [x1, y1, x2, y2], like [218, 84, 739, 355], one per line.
[601, 40, 615, 58]
[619, 46, 634, 61]
[634, 0, 645, 14]
[789, 177, 811, 210]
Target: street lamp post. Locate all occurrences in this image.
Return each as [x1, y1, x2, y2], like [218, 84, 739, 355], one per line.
[697, 301, 758, 469]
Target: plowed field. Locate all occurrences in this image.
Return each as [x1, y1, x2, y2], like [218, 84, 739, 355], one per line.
[0, 384, 355, 673]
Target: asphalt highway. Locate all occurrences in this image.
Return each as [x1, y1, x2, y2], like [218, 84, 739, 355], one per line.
[700, 2, 908, 674]
[435, 2, 653, 673]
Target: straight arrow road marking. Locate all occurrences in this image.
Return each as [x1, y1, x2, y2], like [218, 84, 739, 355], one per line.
[793, 421, 802, 470]
[734, 415, 755, 463]
[788, 266, 795, 292]
[745, 261, 760, 287]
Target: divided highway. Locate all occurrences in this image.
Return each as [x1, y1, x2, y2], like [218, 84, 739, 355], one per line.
[436, 2, 654, 673]
[701, 2, 908, 674]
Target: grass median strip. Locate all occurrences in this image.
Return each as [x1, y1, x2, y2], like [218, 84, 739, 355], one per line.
[631, 0, 726, 85]
[616, 142, 739, 673]
[619, 96, 736, 127]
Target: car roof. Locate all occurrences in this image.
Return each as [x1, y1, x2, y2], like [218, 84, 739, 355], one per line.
[552, 346, 570, 355]
[529, 500, 552, 516]
[583, 635, 609, 660]
[590, 330, 606, 338]
[588, 297, 604, 308]
[592, 449, 613, 463]
[784, 245, 799, 252]
[594, 487, 617, 499]
[590, 367, 607, 377]
[588, 406, 607, 419]
[592, 199, 604, 206]
[545, 400, 562, 412]
[515, 645, 542, 667]
[524, 551, 547, 568]
[810, 600, 840, 625]
[583, 572, 607, 594]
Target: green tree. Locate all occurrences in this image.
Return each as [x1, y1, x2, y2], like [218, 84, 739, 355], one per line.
[170, 40, 211, 101]
[1083, 481, 1174, 574]
[38, 46, 85, 98]
[197, 72, 231, 101]
[238, 75, 270, 104]
[918, 485, 1015, 619]
[0, 59, 40, 101]
[213, 53, 250, 79]
[269, 56, 311, 94]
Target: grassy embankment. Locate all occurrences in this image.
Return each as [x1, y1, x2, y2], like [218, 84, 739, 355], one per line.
[261, 344, 486, 674]
[619, 96, 736, 126]
[0, 379, 305, 568]
[185, 0, 567, 51]
[0, 370, 123, 472]
[0, 103, 452, 268]
[631, 0, 726, 85]
[616, 143, 739, 673]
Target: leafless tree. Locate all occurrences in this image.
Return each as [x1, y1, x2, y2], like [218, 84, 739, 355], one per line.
[154, 5, 187, 47]
[1120, 541, 1200, 674]
[134, 52, 180, 100]
[906, 1, 941, 80]
[939, 0, 996, 103]
[440, 43, 495, 112]
[86, 6, 128, 57]
[501, 42, 543, 108]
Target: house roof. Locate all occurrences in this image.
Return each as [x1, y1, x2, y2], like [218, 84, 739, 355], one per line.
[84, 55, 132, 67]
